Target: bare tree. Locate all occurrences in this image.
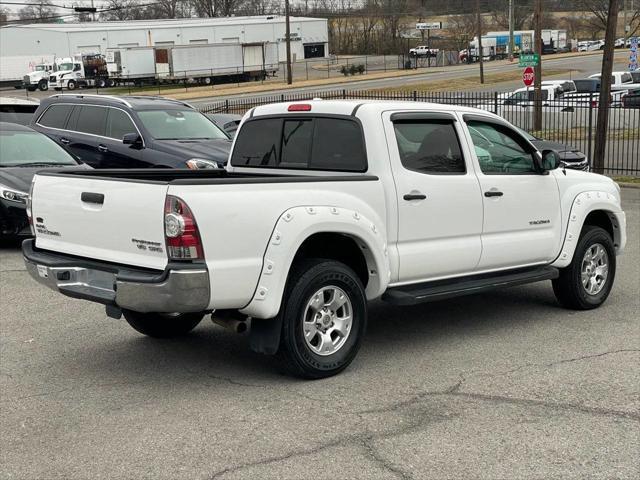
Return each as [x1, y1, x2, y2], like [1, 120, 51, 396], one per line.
[581, 0, 639, 36]
[446, 13, 477, 50]
[18, 1, 56, 23]
[100, 0, 139, 21]
[491, 0, 533, 30]
[0, 7, 9, 25]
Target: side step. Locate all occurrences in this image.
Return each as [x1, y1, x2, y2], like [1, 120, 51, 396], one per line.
[382, 266, 559, 306]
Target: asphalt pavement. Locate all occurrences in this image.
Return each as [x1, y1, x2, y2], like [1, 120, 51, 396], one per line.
[0, 188, 638, 479]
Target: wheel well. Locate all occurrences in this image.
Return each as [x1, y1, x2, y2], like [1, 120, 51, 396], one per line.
[583, 210, 615, 242]
[292, 232, 369, 287]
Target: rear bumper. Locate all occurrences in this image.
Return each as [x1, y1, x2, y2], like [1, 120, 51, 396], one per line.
[22, 239, 210, 313]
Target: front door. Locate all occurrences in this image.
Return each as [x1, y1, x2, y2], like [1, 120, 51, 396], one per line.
[384, 111, 484, 284]
[463, 115, 561, 270]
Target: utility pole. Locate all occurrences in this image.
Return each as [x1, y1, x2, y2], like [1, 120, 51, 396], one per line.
[476, 0, 484, 83]
[623, 0, 628, 46]
[593, 0, 620, 173]
[508, 0, 514, 61]
[285, 0, 293, 85]
[91, 0, 95, 22]
[533, 0, 542, 131]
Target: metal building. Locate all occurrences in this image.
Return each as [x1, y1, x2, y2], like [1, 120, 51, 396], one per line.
[0, 16, 329, 81]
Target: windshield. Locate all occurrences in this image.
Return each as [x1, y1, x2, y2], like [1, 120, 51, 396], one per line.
[0, 131, 77, 167]
[137, 109, 229, 140]
[58, 62, 73, 71]
[35, 65, 46, 71]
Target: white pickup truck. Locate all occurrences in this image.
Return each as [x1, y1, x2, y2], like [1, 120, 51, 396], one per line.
[23, 100, 627, 378]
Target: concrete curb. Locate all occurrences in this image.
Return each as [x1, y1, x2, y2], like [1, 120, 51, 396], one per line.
[617, 182, 640, 189]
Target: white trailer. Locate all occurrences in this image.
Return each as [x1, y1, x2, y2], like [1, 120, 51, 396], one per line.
[106, 47, 156, 85]
[1, 54, 57, 84]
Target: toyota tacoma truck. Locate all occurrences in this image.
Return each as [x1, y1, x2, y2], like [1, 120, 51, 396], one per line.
[23, 100, 627, 379]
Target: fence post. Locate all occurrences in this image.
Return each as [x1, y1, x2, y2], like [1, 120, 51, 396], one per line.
[384, 54, 387, 72]
[343, 89, 346, 99]
[305, 61, 309, 81]
[588, 96, 594, 161]
[365, 55, 368, 73]
[493, 91, 499, 115]
[281, 94, 285, 102]
[225, 99, 229, 114]
[413, 90, 417, 102]
[327, 59, 330, 78]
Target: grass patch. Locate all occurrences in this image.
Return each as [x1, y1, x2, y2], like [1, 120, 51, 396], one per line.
[612, 176, 640, 183]
[374, 69, 571, 93]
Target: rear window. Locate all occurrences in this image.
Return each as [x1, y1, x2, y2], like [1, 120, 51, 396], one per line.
[230, 116, 367, 172]
[37, 104, 73, 129]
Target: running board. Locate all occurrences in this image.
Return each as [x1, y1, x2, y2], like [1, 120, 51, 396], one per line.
[382, 266, 559, 306]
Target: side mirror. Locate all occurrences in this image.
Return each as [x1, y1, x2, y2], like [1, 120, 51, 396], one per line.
[122, 133, 142, 146]
[540, 149, 562, 171]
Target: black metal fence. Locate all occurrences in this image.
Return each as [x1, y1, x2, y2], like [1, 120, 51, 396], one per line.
[199, 90, 640, 176]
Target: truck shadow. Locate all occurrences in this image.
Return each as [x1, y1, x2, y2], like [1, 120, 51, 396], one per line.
[72, 283, 562, 384]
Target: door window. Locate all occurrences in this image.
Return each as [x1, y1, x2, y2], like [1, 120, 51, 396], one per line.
[37, 104, 73, 129]
[467, 120, 537, 174]
[393, 119, 465, 174]
[74, 106, 108, 136]
[106, 108, 137, 140]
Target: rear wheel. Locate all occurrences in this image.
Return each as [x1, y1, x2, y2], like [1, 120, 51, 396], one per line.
[552, 225, 616, 310]
[97, 78, 107, 88]
[277, 259, 367, 379]
[123, 311, 204, 338]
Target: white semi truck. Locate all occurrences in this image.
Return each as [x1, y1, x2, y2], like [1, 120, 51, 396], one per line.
[106, 42, 279, 86]
[22, 61, 58, 91]
[49, 53, 109, 91]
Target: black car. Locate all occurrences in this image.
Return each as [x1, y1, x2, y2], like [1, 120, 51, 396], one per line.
[205, 113, 243, 138]
[31, 95, 232, 169]
[517, 128, 589, 171]
[621, 88, 640, 109]
[0, 122, 88, 238]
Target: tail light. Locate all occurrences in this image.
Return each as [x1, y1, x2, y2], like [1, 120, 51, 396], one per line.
[26, 178, 35, 235]
[164, 195, 203, 260]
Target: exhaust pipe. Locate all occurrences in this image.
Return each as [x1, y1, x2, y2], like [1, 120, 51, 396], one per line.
[211, 310, 248, 334]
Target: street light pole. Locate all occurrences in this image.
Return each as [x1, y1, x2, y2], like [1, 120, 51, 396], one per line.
[285, 0, 293, 85]
[533, 0, 542, 131]
[508, 0, 514, 61]
[476, 0, 484, 83]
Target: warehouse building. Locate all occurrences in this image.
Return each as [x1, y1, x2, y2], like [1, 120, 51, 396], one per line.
[0, 16, 329, 81]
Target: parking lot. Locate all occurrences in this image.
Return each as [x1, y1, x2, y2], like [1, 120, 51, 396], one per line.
[1, 188, 638, 479]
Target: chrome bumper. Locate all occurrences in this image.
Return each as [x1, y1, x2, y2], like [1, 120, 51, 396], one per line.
[23, 240, 210, 313]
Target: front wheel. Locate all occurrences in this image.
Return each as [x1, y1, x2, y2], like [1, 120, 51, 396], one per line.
[67, 80, 76, 90]
[38, 79, 48, 91]
[552, 226, 616, 310]
[277, 259, 367, 379]
[123, 311, 204, 338]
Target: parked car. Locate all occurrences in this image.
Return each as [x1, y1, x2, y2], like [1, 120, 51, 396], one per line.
[621, 88, 640, 108]
[205, 113, 243, 138]
[0, 97, 39, 125]
[516, 128, 589, 171]
[31, 95, 231, 169]
[0, 122, 88, 238]
[409, 45, 439, 57]
[23, 100, 626, 378]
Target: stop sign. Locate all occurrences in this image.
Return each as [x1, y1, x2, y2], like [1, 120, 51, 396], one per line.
[523, 66, 535, 86]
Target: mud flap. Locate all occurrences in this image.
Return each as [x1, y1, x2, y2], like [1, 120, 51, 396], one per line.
[249, 315, 283, 355]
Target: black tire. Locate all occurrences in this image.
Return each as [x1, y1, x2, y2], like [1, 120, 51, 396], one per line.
[38, 79, 48, 91]
[552, 225, 616, 310]
[107, 78, 115, 88]
[97, 78, 107, 88]
[277, 259, 367, 379]
[67, 80, 76, 90]
[123, 311, 204, 338]
[27, 85, 37, 92]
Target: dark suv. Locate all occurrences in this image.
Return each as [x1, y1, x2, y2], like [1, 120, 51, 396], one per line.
[31, 95, 232, 169]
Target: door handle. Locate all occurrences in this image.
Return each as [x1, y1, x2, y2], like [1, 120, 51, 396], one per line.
[97, 145, 108, 153]
[60, 137, 70, 144]
[81, 192, 104, 205]
[484, 190, 504, 197]
[403, 193, 427, 201]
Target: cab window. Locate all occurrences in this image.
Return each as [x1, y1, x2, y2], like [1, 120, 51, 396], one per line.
[467, 120, 537, 174]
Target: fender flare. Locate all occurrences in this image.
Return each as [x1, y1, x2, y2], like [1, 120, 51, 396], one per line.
[240, 205, 391, 320]
[552, 190, 625, 269]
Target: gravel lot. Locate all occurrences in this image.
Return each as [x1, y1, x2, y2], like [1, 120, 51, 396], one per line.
[1, 189, 638, 480]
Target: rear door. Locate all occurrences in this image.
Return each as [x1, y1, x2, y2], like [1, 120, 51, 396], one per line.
[33, 103, 74, 145]
[31, 173, 168, 270]
[384, 111, 483, 283]
[65, 105, 108, 168]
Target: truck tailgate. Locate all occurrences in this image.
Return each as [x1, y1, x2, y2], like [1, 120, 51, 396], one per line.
[31, 174, 169, 270]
